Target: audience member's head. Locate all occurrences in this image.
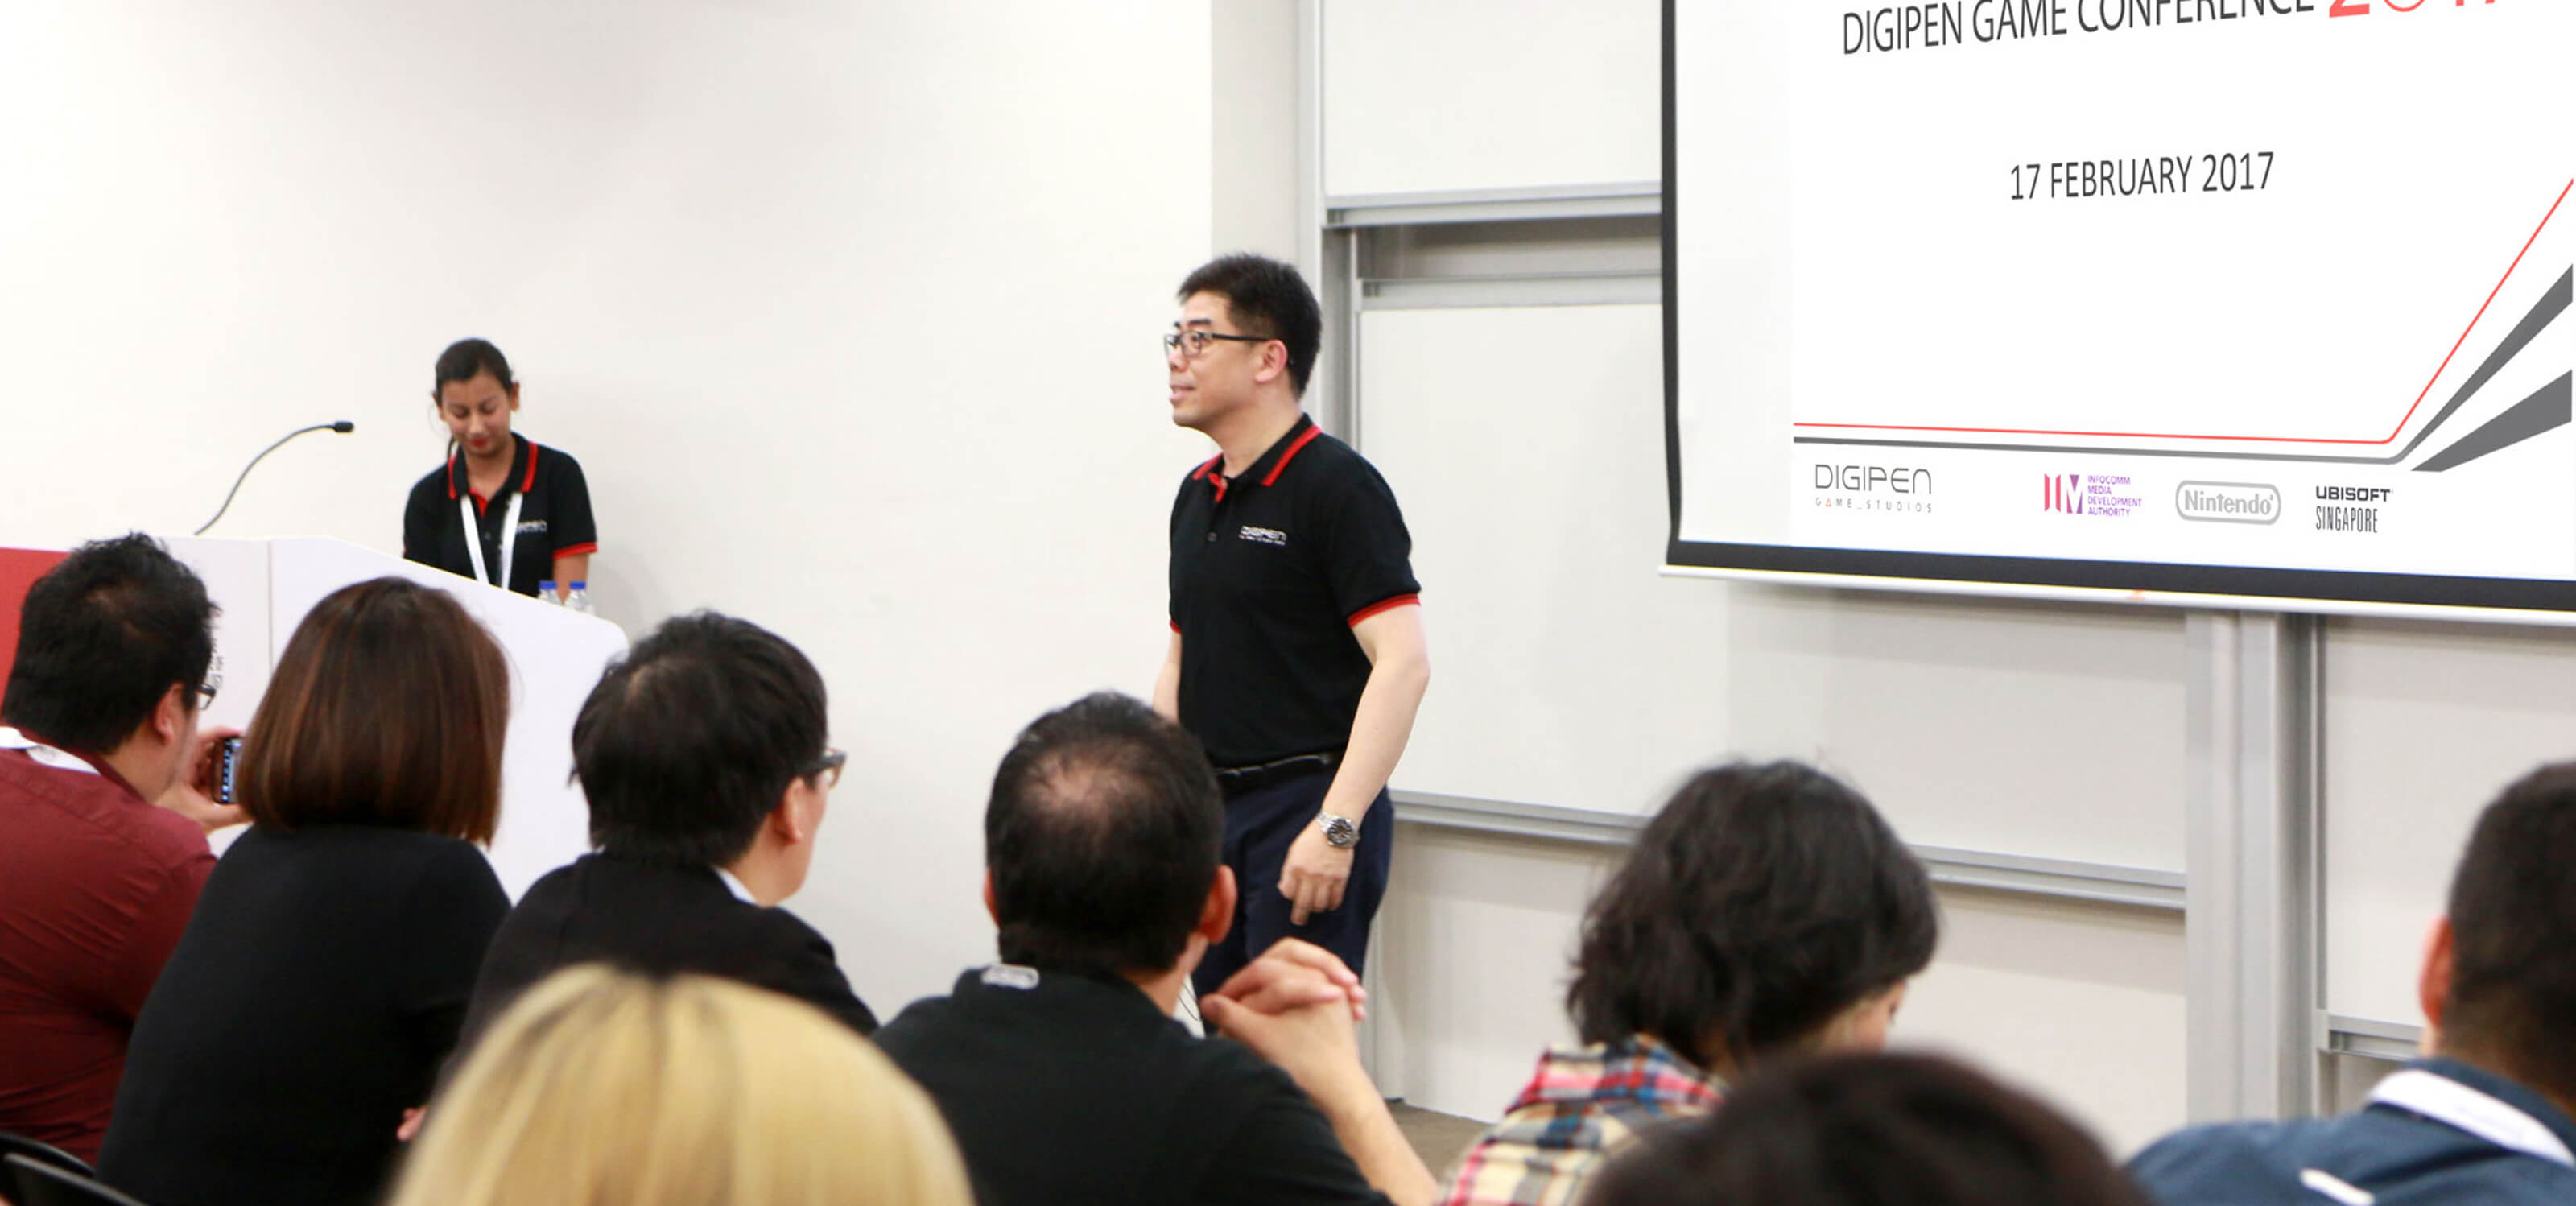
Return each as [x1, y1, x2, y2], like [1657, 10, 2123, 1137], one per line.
[241, 577, 507, 844]
[1177, 253, 1324, 397]
[574, 613, 836, 898]
[2421, 762, 2576, 1112]
[2, 533, 217, 794]
[984, 692, 1228, 977]
[1584, 1051, 2149, 1206]
[390, 965, 971, 1206]
[1569, 761, 1938, 1076]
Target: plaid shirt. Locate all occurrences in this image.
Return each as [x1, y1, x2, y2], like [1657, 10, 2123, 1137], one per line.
[1438, 1035, 1727, 1206]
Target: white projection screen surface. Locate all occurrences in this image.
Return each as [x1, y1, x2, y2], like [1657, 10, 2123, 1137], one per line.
[1665, 0, 2576, 621]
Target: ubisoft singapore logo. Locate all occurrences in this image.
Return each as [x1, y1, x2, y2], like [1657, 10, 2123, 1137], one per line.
[2175, 481, 2279, 525]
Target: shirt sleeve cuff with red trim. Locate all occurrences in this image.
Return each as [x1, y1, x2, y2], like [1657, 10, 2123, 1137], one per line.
[1345, 593, 1421, 627]
[552, 542, 599, 558]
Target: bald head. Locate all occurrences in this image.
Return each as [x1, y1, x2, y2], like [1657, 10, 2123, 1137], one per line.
[984, 693, 1222, 976]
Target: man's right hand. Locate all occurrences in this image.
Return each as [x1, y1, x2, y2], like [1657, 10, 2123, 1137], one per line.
[1200, 939, 1373, 1101]
[1201, 987, 1368, 1101]
[1203, 941, 1439, 1206]
[1205, 938, 1367, 1022]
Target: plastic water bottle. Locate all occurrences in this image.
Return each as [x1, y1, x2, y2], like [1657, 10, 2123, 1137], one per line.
[566, 581, 593, 615]
[538, 580, 559, 605]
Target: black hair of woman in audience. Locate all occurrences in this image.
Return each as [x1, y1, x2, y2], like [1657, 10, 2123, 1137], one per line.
[1441, 761, 1942, 1206]
[96, 577, 513, 1206]
[1583, 1051, 2151, 1206]
[399, 338, 597, 601]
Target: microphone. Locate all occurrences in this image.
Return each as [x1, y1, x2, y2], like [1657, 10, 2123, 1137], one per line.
[192, 421, 357, 536]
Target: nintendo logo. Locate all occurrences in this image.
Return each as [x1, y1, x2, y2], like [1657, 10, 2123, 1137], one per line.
[2175, 481, 2280, 525]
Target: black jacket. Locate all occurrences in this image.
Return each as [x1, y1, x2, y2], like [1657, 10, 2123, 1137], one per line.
[98, 827, 507, 1206]
[457, 852, 877, 1053]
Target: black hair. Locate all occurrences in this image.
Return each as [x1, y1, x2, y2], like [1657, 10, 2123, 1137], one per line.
[1178, 254, 1324, 396]
[985, 692, 1224, 976]
[1568, 761, 1938, 1072]
[2439, 762, 2576, 1105]
[1584, 1052, 2150, 1206]
[572, 613, 828, 867]
[2, 533, 217, 754]
[433, 338, 516, 396]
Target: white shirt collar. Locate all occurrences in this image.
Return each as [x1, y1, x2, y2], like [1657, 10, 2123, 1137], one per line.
[0, 727, 98, 777]
[712, 865, 760, 906]
[2370, 1068, 2576, 1169]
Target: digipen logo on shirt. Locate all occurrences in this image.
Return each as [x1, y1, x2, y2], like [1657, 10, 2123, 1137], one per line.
[515, 519, 548, 536]
[1239, 526, 1289, 547]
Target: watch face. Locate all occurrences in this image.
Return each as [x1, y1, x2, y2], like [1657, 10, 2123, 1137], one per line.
[1322, 815, 1359, 847]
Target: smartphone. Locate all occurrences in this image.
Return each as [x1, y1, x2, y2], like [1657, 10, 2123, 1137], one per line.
[217, 737, 242, 806]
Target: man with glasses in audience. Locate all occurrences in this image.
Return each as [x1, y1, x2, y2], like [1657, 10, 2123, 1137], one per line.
[458, 613, 876, 1048]
[1157, 253, 1430, 1002]
[2129, 762, 2576, 1204]
[877, 692, 1437, 1206]
[0, 534, 240, 1161]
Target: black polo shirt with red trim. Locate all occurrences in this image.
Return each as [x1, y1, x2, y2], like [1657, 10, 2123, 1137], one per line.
[401, 432, 597, 598]
[1169, 414, 1419, 768]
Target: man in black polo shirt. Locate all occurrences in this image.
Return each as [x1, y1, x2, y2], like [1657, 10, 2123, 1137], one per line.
[874, 693, 1435, 1206]
[1158, 253, 1430, 999]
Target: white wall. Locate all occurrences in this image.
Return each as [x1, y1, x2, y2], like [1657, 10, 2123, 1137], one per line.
[1214, 0, 1304, 260]
[1320, 0, 1661, 196]
[2322, 617, 2576, 1025]
[0, 0, 1214, 1015]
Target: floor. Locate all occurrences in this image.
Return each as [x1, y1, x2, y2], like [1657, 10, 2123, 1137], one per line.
[1392, 1102, 1489, 1179]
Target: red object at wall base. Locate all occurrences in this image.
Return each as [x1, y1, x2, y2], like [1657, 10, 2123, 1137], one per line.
[0, 547, 72, 702]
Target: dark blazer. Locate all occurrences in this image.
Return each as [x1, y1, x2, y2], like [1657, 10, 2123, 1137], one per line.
[457, 853, 877, 1051]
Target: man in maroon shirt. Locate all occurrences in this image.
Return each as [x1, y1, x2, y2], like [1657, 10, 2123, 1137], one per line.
[0, 534, 240, 1161]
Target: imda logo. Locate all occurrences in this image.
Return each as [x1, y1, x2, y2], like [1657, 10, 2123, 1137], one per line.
[2040, 473, 2145, 518]
[2175, 482, 2280, 525]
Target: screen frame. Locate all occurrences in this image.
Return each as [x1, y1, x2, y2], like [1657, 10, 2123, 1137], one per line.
[1657, 0, 2576, 625]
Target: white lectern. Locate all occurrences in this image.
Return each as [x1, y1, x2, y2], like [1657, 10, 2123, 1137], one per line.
[164, 537, 627, 899]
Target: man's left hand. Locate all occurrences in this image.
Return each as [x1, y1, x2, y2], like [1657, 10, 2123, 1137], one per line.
[159, 726, 248, 835]
[1279, 823, 1354, 926]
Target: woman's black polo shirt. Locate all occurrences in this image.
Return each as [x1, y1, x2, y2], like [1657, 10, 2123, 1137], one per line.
[1168, 415, 1419, 769]
[401, 433, 597, 597]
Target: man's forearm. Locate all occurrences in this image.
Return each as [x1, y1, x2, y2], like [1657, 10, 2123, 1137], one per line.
[1319, 648, 1429, 824]
[1310, 1068, 1439, 1206]
[1153, 630, 1183, 721]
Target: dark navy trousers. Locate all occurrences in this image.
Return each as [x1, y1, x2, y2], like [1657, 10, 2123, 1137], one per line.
[1190, 771, 1394, 997]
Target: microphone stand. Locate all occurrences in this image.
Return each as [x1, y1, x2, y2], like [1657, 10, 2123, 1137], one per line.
[192, 421, 356, 536]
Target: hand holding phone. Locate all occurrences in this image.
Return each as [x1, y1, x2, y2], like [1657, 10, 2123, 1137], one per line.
[217, 737, 242, 806]
[161, 727, 249, 835]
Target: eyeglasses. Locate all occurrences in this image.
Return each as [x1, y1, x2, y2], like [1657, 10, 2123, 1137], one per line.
[1163, 329, 1269, 359]
[196, 657, 223, 708]
[805, 746, 848, 790]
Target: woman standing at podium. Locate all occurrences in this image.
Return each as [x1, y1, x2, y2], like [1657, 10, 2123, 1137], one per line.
[401, 338, 597, 599]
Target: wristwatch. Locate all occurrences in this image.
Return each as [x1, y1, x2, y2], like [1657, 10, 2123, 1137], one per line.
[1316, 812, 1360, 848]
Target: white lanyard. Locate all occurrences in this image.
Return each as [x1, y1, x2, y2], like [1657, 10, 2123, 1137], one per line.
[0, 726, 97, 776]
[459, 490, 525, 590]
[2370, 1068, 2576, 1169]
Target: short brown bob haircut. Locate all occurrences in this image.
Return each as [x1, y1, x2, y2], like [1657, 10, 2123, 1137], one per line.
[241, 577, 509, 844]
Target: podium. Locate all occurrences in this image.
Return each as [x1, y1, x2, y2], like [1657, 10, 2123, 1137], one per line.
[1, 537, 626, 900]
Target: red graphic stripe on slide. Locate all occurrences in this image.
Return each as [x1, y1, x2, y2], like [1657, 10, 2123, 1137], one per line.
[1792, 180, 2574, 461]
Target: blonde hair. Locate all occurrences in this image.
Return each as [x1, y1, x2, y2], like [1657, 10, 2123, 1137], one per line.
[388, 967, 972, 1206]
